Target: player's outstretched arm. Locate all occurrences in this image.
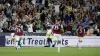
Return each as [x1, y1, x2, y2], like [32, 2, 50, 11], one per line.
[76, 29, 78, 35]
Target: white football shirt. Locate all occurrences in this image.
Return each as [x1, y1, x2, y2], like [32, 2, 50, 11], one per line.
[27, 24, 33, 32]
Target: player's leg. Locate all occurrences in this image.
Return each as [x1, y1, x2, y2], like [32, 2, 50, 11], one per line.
[15, 36, 20, 50]
[77, 37, 80, 48]
[11, 33, 16, 47]
[47, 38, 52, 47]
[11, 37, 16, 47]
[45, 35, 50, 47]
[15, 41, 20, 50]
[46, 35, 50, 47]
[57, 34, 61, 52]
[78, 37, 83, 49]
[18, 40, 21, 49]
[13, 40, 16, 47]
[15, 41, 18, 50]
[50, 34, 57, 48]
[20, 36, 23, 47]
[49, 35, 52, 47]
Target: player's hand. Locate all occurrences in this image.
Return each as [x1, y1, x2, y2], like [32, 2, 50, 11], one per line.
[11, 38, 15, 41]
[61, 29, 64, 33]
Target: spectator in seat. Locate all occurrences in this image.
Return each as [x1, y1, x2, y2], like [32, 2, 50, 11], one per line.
[65, 22, 72, 36]
[33, 22, 37, 32]
[93, 23, 100, 36]
[36, 20, 42, 33]
[27, 21, 33, 32]
[72, 22, 78, 36]
[40, 10, 46, 23]
[86, 27, 91, 36]
[65, 12, 72, 24]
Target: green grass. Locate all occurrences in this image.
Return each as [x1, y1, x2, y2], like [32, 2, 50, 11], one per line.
[0, 47, 100, 56]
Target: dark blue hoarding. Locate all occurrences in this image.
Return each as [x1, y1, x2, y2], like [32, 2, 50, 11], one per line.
[0, 36, 5, 46]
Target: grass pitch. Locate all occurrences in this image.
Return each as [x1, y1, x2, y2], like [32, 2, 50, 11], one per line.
[0, 47, 100, 56]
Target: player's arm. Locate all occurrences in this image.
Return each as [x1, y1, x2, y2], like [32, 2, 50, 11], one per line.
[21, 25, 23, 31]
[11, 33, 15, 41]
[46, 29, 48, 35]
[8, 26, 11, 31]
[61, 25, 64, 33]
[84, 29, 86, 36]
[51, 28, 54, 35]
[76, 29, 79, 35]
[51, 29, 54, 36]
[11, 37, 15, 42]
[46, 29, 48, 39]
[51, 25, 54, 35]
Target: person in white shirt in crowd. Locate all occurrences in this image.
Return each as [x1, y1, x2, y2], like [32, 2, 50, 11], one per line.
[54, 1, 60, 14]
[27, 21, 33, 32]
[31, 0, 36, 6]
[93, 23, 100, 36]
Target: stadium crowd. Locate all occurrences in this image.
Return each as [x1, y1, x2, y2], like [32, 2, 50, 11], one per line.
[0, 0, 100, 36]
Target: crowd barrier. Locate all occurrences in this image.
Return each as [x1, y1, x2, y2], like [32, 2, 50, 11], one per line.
[0, 36, 99, 47]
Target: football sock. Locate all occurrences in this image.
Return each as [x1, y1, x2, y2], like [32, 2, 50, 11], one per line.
[78, 42, 81, 49]
[50, 41, 55, 48]
[58, 41, 61, 52]
[15, 42, 18, 48]
[58, 44, 61, 52]
[15, 42, 19, 50]
[20, 40, 23, 46]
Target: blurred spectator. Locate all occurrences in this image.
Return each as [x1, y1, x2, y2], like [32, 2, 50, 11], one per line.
[64, 12, 73, 24]
[36, 20, 42, 32]
[71, 22, 78, 35]
[0, 0, 99, 36]
[33, 22, 37, 32]
[65, 22, 72, 35]
[40, 10, 46, 23]
[2, 21, 8, 32]
[27, 22, 33, 32]
[93, 23, 100, 36]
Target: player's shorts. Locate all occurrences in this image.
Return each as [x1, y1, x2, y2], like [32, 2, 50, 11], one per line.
[16, 35, 24, 40]
[78, 37, 84, 42]
[52, 34, 61, 41]
[14, 36, 20, 42]
[46, 34, 52, 39]
[46, 29, 52, 38]
[20, 36, 24, 40]
[47, 29, 52, 35]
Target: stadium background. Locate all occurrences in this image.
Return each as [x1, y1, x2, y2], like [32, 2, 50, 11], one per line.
[0, 0, 100, 56]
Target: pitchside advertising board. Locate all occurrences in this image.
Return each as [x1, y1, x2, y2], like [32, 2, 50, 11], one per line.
[5, 36, 100, 47]
[0, 36, 5, 46]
